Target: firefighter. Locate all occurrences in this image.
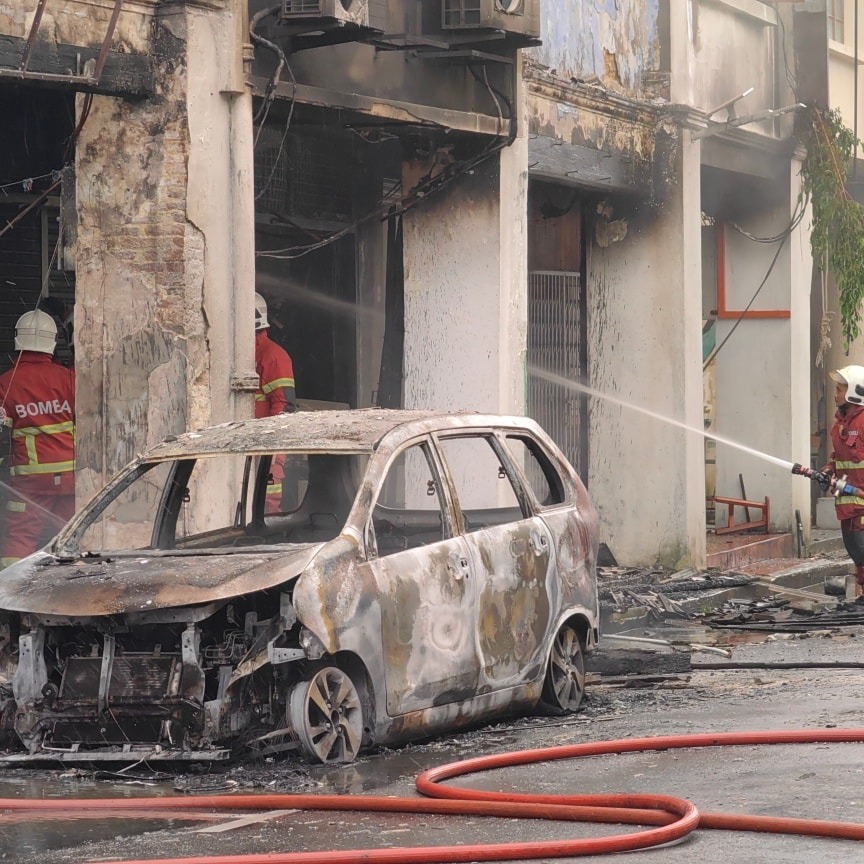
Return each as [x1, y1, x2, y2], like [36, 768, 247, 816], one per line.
[254, 293, 296, 512]
[0, 309, 75, 568]
[826, 365, 864, 597]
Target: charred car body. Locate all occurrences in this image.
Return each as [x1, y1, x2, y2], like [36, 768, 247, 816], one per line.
[0, 410, 599, 764]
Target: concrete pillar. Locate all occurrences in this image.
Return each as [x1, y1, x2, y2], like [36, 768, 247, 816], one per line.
[402, 70, 528, 415]
[587, 133, 706, 569]
[74, 1, 255, 501]
[669, 0, 697, 106]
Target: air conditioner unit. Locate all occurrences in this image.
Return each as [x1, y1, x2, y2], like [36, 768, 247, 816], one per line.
[280, 0, 386, 32]
[441, 0, 540, 39]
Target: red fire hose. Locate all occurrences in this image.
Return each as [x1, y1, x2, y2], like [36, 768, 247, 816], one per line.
[2, 728, 864, 863]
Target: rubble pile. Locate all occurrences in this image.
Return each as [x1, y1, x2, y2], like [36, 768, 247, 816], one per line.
[702, 595, 864, 632]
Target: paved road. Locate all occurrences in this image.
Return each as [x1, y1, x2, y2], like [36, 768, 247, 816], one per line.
[3, 625, 864, 863]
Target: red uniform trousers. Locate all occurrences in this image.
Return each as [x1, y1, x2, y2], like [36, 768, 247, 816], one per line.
[2, 471, 76, 565]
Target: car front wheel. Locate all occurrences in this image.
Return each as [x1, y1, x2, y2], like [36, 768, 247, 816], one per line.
[539, 623, 586, 715]
[288, 665, 364, 763]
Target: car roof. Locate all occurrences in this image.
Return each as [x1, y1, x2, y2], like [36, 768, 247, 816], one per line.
[142, 408, 545, 460]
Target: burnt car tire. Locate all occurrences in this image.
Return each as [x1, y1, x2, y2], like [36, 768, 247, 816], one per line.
[288, 665, 364, 764]
[539, 623, 586, 715]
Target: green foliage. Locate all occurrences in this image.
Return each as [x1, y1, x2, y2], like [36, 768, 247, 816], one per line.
[800, 107, 864, 350]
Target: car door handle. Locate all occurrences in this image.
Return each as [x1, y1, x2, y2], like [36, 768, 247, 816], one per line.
[529, 530, 548, 556]
[447, 554, 470, 581]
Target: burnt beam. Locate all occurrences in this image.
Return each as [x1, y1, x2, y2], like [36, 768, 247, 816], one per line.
[0, 35, 153, 98]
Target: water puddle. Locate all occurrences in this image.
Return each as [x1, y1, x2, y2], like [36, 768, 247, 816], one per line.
[0, 772, 200, 856]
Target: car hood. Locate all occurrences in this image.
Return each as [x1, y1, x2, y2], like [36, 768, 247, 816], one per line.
[0, 545, 324, 617]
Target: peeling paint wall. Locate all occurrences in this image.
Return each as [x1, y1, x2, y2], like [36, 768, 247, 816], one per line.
[525, 79, 661, 197]
[76, 65, 194, 484]
[530, 0, 661, 96]
[0, 0, 154, 49]
[75, 0, 254, 504]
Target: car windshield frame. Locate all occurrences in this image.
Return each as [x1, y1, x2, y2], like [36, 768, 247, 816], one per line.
[53, 448, 372, 559]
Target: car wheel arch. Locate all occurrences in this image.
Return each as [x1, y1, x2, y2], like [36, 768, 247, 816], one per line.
[538, 613, 592, 716]
[285, 651, 377, 757]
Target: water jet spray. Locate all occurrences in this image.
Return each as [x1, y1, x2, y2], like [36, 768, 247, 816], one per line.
[528, 366, 861, 497]
[530, 366, 795, 469]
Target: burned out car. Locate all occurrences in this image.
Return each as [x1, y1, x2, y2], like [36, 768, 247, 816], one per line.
[0, 410, 599, 764]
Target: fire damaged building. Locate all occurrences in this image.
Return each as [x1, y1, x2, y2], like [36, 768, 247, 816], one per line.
[0, 0, 535, 531]
[0, 1, 828, 570]
[524, 2, 816, 568]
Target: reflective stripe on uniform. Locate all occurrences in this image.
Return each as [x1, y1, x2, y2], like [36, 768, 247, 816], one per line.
[10, 420, 75, 474]
[262, 377, 295, 395]
[11, 460, 74, 477]
[0, 558, 21, 569]
[6, 501, 25, 512]
[835, 459, 864, 471]
[837, 494, 864, 507]
[13, 420, 75, 437]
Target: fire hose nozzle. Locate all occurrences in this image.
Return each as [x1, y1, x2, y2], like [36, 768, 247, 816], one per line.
[791, 462, 833, 490]
[791, 461, 864, 497]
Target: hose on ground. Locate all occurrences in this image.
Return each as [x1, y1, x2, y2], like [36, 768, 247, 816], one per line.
[2, 728, 864, 863]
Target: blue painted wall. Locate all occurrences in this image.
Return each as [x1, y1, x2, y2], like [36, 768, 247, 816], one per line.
[530, 0, 662, 95]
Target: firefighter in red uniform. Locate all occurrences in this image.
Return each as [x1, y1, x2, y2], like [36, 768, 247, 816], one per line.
[254, 293, 296, 512]
[0, 309, 75, 568]
[824, 366, 864, 596]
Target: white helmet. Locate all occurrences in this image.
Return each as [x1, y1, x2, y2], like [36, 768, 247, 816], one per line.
[830, 365, 864, 405]
[15, 309, 57, 354]
[254, 293, 269, 331]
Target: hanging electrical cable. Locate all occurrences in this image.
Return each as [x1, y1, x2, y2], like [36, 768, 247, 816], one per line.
[726, 189, 808, 243]
[255, 60, 517, 261]
[702, 231, 789, 371]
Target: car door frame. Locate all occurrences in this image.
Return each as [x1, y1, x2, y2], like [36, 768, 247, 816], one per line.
[359, 433, 480, 717]
[428, 427, 557, 693]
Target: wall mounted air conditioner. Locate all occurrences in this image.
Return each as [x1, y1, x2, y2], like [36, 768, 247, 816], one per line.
[441, 0, 540, 39]
[280, 0, 387, 32]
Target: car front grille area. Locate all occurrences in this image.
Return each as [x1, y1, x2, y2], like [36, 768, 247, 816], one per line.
[60, 654, 178, 701]
[28, 632, 205, 749]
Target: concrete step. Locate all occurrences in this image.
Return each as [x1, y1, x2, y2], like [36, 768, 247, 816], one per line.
[706, 532, 795, 571]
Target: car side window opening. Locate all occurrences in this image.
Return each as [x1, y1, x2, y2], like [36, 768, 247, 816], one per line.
[255, 453, 367, 543]
[437, 435, 527, 533]
[371, 442, 447, 556]
[503, 435, 566, 507]
[254, 453, 310, 517]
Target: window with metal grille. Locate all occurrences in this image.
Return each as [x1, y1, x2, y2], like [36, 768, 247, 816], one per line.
[528, 271, 583, 477]
[255, 129, 354, 223]
[828, 0, 845, 43]
[443, 0, 483, 26]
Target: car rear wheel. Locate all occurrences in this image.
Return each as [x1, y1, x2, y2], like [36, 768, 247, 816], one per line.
[539, 623, 585, 714]
[288, 665, 364, 763]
